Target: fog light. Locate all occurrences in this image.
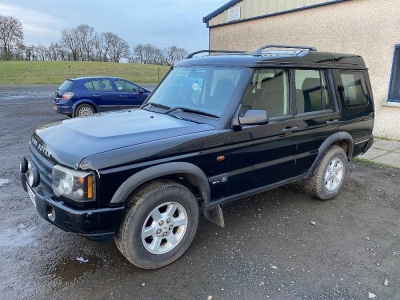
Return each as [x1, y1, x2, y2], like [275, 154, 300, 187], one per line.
[27, 167, 40, 187]
[47, 205, 56, 221]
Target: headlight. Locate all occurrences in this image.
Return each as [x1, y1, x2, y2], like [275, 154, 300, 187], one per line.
[52, 165, 96, 201]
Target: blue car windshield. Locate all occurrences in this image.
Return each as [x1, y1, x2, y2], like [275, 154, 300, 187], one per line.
[148, 66, 244, 117]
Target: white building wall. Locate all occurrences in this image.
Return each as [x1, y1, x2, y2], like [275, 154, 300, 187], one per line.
[209, 0, 400, 139]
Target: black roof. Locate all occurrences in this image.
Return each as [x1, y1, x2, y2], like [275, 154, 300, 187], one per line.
[176, 46, 366, 69]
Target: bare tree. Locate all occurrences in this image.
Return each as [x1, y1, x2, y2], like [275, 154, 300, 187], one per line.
[48, 42, 65, 61]
[133, 43, 163, 64]
[34, 43, 48, 61]
[0, 15, 23, 60]
[103, 32, 130, 62]
[163, 46, 188, 65]
[60, 28, 79, 61]
[92, 33, 106, 61]
[75, 24, 95, 61]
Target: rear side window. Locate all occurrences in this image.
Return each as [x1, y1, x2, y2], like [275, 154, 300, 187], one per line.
[91, 80, 113, 92]
[58, 80, 74, 91]
[241, 68, 290, 118]
[84, 81, 95, 91]
[340, 72, 369, 107]
[295, 70, 331, 113]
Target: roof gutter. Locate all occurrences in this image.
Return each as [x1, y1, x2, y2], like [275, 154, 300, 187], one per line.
[202, 0, 242, 26]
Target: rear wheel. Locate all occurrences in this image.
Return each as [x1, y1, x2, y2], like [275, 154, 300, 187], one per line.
[306, 145, 348, 200]
[115, 180, 199, 269]
[74, 103, 95, 117]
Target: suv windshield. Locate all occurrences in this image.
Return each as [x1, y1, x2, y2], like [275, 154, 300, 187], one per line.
[148, 67, 244, 117]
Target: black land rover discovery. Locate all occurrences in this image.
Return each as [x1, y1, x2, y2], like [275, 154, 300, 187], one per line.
[20, 45, 374, 269]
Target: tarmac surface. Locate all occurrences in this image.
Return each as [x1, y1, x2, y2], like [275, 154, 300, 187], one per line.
[359, 138, 400, 169]
[1, 84, 400, 300]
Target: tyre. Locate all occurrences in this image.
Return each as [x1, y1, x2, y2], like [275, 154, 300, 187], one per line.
[115, 180, 199, 269]
[74, 103, 95, 117]
[306, 145, 348, 200]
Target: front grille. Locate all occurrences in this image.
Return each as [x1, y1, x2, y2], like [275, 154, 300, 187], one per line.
[29, 143, 54, 189]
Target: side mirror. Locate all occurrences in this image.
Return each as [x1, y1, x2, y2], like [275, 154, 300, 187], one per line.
[233, 109, 269, 127]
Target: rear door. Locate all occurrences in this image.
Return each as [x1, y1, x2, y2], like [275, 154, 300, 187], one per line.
[292, 69, 339, 176]
[86, 79, 119, 112]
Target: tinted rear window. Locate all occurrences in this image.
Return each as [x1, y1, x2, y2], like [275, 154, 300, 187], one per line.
[58, 80, 74, 91]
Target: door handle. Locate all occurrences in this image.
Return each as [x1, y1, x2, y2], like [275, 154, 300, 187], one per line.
[120, 95, 128, 99]
[282, 126, 299, 133]
[326, 119, 339, 125]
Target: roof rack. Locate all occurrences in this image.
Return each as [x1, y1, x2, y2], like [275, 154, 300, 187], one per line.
[253, 44, 317, 56]
[186, 49, 246, 59]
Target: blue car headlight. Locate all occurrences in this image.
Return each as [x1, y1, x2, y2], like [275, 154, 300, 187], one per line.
[52, 165, 96, 201]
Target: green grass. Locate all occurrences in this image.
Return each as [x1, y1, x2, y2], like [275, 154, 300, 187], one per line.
[0, 61, 170, 84]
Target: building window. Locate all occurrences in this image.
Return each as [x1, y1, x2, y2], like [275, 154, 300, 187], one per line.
[389, 45, 400, 102]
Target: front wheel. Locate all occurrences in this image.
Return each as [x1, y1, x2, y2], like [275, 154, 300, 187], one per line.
[306, 145, 348, 200]
[115, 180, 199, 269]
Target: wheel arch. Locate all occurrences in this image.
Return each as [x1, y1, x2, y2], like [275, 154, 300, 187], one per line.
[110, 162, 211, 205]
[72, 100, 99, 114]
[309, 132, 354, 174]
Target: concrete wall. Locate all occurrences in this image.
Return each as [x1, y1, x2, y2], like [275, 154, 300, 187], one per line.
[209, 0, 400, 139]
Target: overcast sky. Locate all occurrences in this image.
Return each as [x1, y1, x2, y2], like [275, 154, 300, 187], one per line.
[0, 0, 229, 53]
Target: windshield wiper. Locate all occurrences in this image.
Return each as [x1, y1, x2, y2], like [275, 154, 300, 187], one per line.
[142, 102, 171, 110]
[166, 107, 219, 118]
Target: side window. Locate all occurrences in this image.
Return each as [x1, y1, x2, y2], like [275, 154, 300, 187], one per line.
[340, 72, 369, 107]
[295, 69, 330, 113]
[92, 80, 113, 92]
[115, 80, 140, 93]
[84, 81, 94, 91]
[241, 68, 289, 118]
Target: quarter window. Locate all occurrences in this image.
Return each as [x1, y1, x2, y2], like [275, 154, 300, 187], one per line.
[340, 72, 369, 107]
[295, 70, 330, 113]
[241, 68, 289, 118]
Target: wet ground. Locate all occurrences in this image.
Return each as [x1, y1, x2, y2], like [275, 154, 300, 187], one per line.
[0, 85, 399, 300]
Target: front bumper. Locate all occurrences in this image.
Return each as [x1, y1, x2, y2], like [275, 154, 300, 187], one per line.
[20, 173, 125, 242]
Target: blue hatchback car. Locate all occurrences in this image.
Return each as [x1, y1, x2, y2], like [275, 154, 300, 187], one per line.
[53, 76, 151, 117]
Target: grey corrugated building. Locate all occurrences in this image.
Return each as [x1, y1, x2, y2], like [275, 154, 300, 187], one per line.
[203, 0, 400, 139]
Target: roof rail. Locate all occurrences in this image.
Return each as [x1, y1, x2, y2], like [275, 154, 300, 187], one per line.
[186, 49, 246, 59]
[253, 44, 317, 56]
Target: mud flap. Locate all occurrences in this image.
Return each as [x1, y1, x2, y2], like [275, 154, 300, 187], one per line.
[204, 205, 225, 227]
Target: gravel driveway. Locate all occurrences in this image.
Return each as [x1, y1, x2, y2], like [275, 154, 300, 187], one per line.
[0, 85, 399, 300]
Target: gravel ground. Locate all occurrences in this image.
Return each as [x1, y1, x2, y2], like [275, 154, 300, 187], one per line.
[0, 85, 399, 300]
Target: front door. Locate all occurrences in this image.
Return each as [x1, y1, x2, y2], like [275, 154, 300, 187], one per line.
[114, 79, 148, 108]
[226, 68, 298, 196]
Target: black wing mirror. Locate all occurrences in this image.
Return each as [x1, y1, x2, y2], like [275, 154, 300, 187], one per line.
[232, 109, 269, 127]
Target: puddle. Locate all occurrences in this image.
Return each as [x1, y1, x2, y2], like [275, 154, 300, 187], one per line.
[0, 179, 10, 186]
[55, 256, 103, 282]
